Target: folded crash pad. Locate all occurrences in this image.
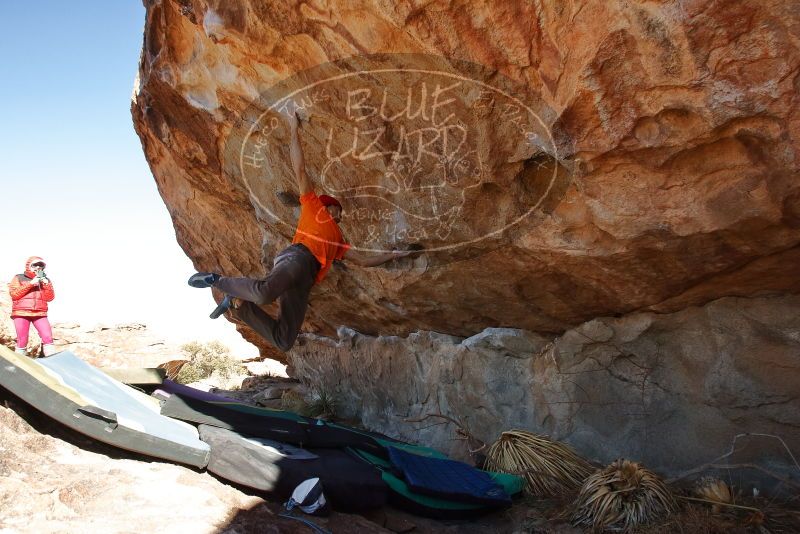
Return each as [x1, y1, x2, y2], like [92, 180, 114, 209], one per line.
[160, 391, 311, 444]
[387, 446, 511, 506]
[155, 379, 240, 403]
[199, 425, 388, 512]
[159, 392, 391, 455]
[352, 449, 524, 520]
[0, 347, 209, 468]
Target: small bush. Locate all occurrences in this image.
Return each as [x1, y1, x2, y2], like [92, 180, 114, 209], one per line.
[175, 341, 244, 384]
[307, 389, 338, 420]
[280, 388, 339, 419]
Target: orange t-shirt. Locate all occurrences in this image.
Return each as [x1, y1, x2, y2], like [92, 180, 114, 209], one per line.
[292, 192, 350, 283]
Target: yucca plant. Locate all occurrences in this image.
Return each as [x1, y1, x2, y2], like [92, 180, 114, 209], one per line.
[694, 477, 732, 513]
[572, 458, 676, 531]
[307, 389, 338, 420]
[484, 429, 593, 496]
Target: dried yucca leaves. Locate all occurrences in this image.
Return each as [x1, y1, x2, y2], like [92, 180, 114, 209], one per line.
[694, 477, 732, 513]
[572, 458, 676, 531]
[484, 430, 593, 496]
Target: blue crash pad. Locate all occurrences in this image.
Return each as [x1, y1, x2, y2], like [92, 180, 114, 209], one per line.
[387, 446, 511, 506]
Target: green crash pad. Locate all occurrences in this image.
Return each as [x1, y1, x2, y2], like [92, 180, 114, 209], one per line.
[352, 449, 525, 519]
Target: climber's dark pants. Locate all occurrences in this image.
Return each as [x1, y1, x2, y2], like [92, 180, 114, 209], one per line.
[213, 244, 320, 352]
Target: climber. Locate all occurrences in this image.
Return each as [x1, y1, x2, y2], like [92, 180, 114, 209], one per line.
[8, 256, 57, 357]
[189, 108, 413, 352]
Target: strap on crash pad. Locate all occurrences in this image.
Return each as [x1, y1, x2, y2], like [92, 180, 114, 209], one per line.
[73, 405, 118, 432]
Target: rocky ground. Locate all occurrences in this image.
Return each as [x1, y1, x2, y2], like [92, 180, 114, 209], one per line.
[0, 389, 382, 534]
[0, 373, 551, 534]
[0, 291, 523, 533]
[3, 275, 798, 532]
[3, 281, 799, 532]
[4, 371, 798, 534]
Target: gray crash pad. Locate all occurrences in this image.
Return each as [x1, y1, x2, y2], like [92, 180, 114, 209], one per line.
[0, 347, 209, 468]
[199, 424, 388, 512]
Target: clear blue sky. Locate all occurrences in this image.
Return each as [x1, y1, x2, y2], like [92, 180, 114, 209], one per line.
[0, 2, 257, 357]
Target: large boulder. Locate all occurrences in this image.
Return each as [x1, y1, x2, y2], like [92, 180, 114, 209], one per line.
[131, 0, 800, 350]
[130, 0, 800, 488]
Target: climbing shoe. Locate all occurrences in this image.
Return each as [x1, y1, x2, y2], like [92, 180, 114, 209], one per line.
[209, 295, 233, 319]
[188, 272, 220, 288]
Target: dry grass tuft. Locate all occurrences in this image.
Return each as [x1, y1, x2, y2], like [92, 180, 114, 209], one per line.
[279, 388, 339, 419]
[175, 341, 244, 385]
[484, 429, 593, 496]
[572, 458, 676, 531]
[694, 477, 732, 513]
[307, 389, 338, 420]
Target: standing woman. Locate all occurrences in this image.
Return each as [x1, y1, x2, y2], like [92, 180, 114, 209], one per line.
[8, 256, 56, 357]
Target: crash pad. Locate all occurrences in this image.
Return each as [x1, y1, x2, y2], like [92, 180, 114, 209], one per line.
[387, 445, 511, 506]
[351, 449, 524, 519]
[159, 391, 310, 444]
[155, 379, 240, 403]
[0, 347, 209, 468]
[159, 392, 391, 455]
[199, 425, 388, 512]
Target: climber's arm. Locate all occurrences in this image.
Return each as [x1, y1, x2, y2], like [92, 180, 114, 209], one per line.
[289, 112, 313, 196]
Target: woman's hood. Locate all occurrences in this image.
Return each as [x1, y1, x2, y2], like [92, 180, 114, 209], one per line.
[24, 256, 45, 278]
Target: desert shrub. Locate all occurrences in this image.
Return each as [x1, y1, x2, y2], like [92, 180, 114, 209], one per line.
[572, 459, 676, 531]
[485, 430, 593, 496]
[280, 388, 339, 419]
[307, 389, 338, 419]
[175, 341, 244, 384]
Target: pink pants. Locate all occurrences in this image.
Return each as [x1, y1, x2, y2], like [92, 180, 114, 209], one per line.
[13, 316, 53, 348]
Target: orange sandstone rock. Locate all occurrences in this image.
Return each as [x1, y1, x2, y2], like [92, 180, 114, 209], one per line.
[132, 0, 800, 359]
